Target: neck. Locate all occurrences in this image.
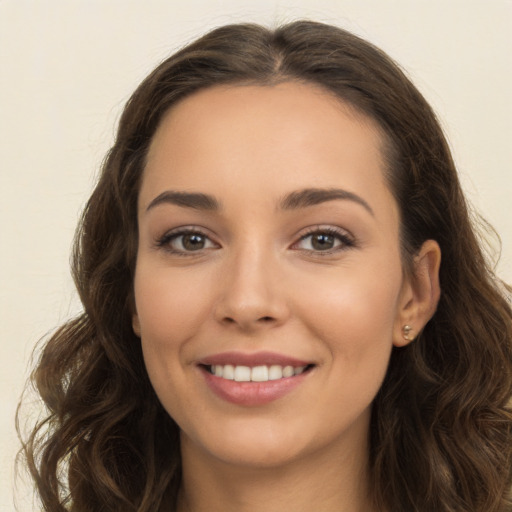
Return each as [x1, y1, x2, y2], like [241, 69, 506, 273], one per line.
[176, 431, 376, 512]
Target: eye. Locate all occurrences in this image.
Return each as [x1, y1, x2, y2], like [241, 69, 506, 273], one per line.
[293, 227, 355, 253]
[156, 229, 218, 254]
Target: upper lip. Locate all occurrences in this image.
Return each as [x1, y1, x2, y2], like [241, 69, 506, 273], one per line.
[197, 351, 313, 367]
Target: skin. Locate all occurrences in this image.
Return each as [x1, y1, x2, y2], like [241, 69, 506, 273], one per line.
[132, 82, 441, 512]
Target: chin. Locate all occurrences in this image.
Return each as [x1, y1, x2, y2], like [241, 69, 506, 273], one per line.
[183, 429, 309, 469]
[179, 408, 370, 472]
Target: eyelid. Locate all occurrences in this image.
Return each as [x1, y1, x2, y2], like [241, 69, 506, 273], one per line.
[291, 225, 356, 254]
[153, 224, 355, 256]
[155, 225, 220, 255]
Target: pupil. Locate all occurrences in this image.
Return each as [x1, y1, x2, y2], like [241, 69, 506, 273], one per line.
[183, 234, 205, 250]
[312, 233, 334, 250]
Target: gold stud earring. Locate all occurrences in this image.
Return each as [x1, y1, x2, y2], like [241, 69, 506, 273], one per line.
[402, 325, 413, 341]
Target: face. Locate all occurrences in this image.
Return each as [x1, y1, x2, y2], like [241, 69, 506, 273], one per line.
[133, 82, 412, 471]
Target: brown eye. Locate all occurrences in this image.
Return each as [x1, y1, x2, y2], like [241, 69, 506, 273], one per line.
[181, 233, 207, 251]
[157, 230, 217, 254]
[311, 233, 336, 250]
[294, 228, 354, 253]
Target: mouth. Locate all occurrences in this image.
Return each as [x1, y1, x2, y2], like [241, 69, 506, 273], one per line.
[201, 363, 315, 382]
[197, 352, 316, 406]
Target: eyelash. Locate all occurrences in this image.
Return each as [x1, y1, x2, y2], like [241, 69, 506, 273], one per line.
[155, 226, 355, 256]
[155, 227, 217, 256]
[292, 226, 355, 255]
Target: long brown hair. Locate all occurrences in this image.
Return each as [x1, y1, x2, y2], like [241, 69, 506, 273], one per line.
[18, 21, 512, 511]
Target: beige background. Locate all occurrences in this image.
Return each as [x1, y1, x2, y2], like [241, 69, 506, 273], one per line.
[1, 1, 511, 510]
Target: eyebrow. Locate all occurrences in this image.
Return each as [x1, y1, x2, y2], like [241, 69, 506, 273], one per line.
[145, 187, 374, 216]
[279, 188, 374, 216]
[146, 191, 220, 212]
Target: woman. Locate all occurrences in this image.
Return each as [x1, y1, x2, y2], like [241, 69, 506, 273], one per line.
[19, 20, 512, 511]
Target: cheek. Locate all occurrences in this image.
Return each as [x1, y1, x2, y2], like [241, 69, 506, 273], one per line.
[293, 254, 403, 376]
[133, 263, 213, 345]
[133, 264, 213, 404]
[275, 260, 402, 449]
[300, 260, 401, 334]
[133, 264, 211, 421]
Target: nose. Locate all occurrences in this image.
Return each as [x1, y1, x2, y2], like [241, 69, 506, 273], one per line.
[213, 243, 290, 331]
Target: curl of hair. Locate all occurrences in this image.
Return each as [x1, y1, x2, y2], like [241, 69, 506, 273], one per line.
[18, 21, 512, 512]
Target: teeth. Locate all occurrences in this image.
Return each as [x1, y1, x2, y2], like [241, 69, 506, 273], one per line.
[282, 365, 294, 378]
[251, 365, 268, 382]
[268, 365, 283, 380]
[209, 364, 309, 382]
[234, 365, 251, 382]
[294, 366, 306, 375]
[223, 364, 235, 380]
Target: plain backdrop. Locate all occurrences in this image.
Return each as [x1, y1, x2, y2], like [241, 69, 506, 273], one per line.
[1, 1, 511, 510]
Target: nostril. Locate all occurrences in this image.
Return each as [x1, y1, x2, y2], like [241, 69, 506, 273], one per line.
[218, 315, 278, 328]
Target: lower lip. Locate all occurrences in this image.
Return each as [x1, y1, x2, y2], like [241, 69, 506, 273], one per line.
[200, 367, 310, 406]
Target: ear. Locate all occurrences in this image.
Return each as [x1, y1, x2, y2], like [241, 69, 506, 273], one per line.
[393, 239, 441, 347]
[129, 292, 142, 338]
[132, 309, 141, 338]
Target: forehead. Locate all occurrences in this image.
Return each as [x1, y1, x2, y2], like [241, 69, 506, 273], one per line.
[141, 82, 396, 223]
[147, 81, 386, 164]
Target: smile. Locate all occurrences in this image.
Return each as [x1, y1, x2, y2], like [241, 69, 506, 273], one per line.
[198, 352, 315, 406]
[207, 364, 310, 382]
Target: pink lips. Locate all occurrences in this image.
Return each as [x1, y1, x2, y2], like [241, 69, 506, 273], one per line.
[197, 351, 313, 407]
[198, 351, 311, 368]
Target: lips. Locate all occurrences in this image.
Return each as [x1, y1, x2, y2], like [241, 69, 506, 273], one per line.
[197, 351, 315, 406]
[198, 351, 312, 367]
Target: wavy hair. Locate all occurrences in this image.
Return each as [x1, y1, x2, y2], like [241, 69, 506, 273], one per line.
[18, 21, 512, 511]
